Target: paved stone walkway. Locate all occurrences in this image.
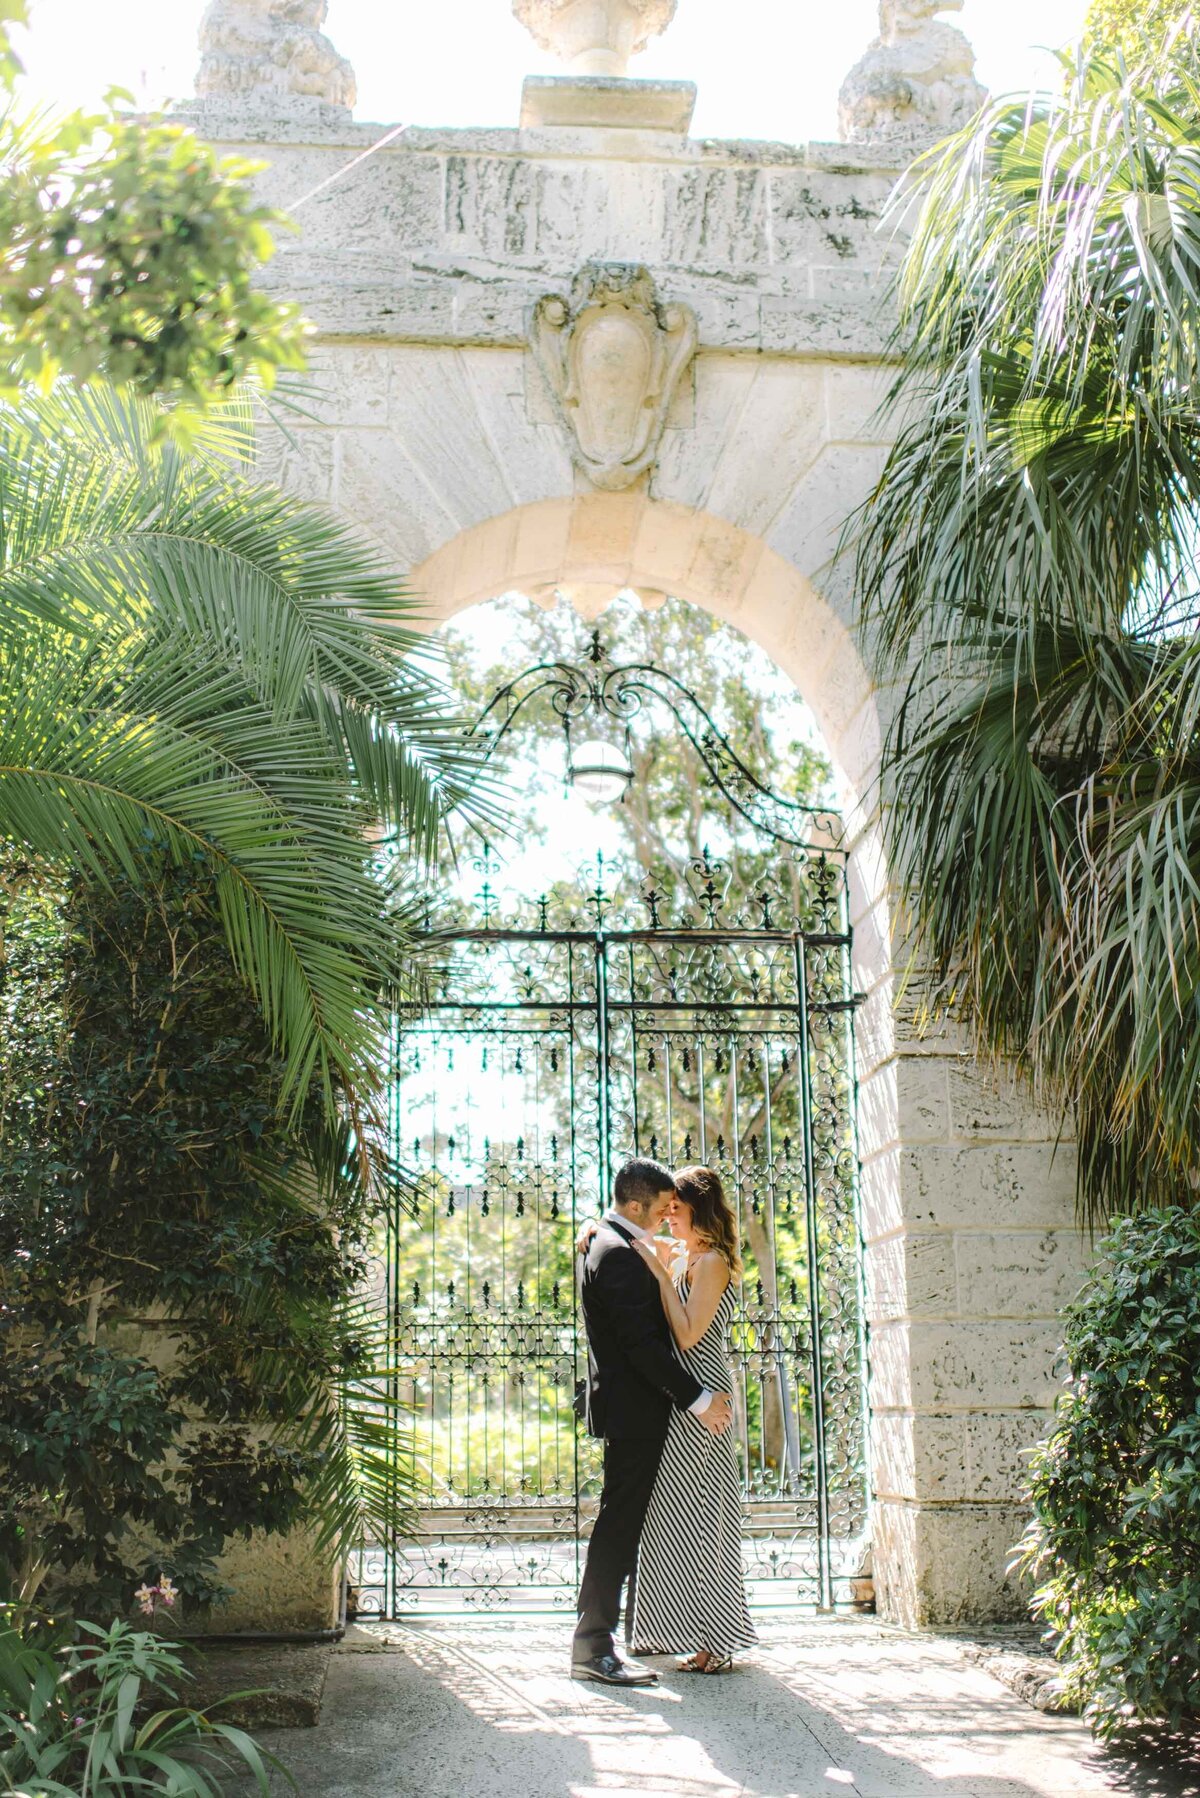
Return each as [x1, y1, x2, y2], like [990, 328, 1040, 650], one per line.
[245, 1619, 1198, 1798]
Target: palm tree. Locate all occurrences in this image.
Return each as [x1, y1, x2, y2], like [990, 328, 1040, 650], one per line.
[852, 28, 1200, 1221]
[0, 381, 498, 1580]
[0, 383, 486, 1148]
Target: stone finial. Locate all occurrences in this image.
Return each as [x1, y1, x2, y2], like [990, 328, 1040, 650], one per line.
[196, 0, 356, 118]
[514, 0, 677, 77]
[838, 0, 985, 147]
[531, 263, 696, 491]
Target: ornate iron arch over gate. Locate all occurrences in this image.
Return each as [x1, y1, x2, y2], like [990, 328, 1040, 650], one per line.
[350, 645, 869, 1618]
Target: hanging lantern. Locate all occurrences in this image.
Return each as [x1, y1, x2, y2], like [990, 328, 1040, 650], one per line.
[568, 736, 634, 804]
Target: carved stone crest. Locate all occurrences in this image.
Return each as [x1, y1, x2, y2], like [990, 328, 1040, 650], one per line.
[531, 264, 697, 491]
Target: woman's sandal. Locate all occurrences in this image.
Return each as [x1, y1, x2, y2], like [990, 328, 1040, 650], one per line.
[679, 1652, 733, 1674]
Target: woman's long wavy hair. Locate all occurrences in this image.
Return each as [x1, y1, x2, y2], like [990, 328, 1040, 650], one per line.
[674, 1165, 742, 1280]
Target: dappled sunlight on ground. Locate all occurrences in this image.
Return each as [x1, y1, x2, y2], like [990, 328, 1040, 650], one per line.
[236, 1618, 1200, 1798]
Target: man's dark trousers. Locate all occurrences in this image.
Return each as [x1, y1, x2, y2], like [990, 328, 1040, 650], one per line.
[572, 1430, 666, 1660]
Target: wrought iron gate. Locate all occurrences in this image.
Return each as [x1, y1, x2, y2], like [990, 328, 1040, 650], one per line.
[350, 844, 868, 1618]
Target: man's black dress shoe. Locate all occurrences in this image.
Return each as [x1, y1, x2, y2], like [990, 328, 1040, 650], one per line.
[570, 1652, 658, 1686]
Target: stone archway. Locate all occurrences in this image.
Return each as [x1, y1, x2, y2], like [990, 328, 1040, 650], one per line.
[413, 496, 881, 815]
[247, 343, 1081, 1638]
[406, 490, 1068, 1631]
[188, 0, 1088, 1629]
[375, 499, 889, 1618]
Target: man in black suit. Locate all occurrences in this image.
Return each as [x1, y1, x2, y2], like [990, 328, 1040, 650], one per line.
[571, 1157, 732, 1686]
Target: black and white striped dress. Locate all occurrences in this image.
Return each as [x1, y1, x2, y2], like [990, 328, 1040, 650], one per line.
[630, 1263, 758, 1658]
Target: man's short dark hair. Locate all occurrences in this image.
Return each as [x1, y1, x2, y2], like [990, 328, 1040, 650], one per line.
[613, 1157, 675, 1208]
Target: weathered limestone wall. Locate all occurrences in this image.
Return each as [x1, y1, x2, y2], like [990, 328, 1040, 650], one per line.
[111, 1315, 342, 1634]
[856, 981, 1090, 1623]
[227, 118, 902, 354]
[209, 1531, 340, 1634]
[193, 111, 1091, 1627]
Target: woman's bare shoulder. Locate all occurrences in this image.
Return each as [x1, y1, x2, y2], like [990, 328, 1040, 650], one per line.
[694, 1249, 730, 1285]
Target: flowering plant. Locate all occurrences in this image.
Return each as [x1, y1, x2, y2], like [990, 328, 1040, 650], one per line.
[132, 1576, 178, 1619]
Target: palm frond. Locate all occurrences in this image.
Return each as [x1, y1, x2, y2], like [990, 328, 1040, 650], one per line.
[0, 379, 503, 1134]
[0, 385, 498, 843]
[851, 28, 1200, 1220]
[883, 605, 1200, 1221]
[0, 634, 399, 1115]
[257, 1291, 418, 1558]
[857, 34, 1200, 669]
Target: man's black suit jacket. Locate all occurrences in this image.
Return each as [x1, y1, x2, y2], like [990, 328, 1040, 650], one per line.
[579, 1218, 703, 1440]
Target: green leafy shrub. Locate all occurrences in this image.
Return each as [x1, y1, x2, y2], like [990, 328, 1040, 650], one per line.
[0, 852, 410, 1620]
[0, 2, 306, 426]
[0, 105, 307, 416]
[1016, 1207, 1200, 1736]
[0, 1611, 284, 1796]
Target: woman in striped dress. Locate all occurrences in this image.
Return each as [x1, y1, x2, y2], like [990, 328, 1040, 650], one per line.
[629, 1165, 758, 1674]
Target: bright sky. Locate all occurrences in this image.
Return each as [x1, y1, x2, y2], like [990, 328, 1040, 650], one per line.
[15, 0, 1091, 140]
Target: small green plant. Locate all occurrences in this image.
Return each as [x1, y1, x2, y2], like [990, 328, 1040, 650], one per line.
[1016, 1207, 1200, 1737]
[0, 1612, 286, 1795]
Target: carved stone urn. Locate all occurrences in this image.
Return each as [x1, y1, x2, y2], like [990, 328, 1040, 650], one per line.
[531, 264, 697, 491]
[513, 0, 677, 77]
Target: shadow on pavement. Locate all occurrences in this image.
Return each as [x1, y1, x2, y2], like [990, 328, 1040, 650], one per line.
[233, 1622, 1200, 1798]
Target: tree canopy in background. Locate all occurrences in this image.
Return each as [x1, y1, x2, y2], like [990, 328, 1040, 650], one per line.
[0, 1, 306, 430]
[854, 22, 1200, 1221]
[1084, 0, 1194, 60]
[442, 593, 835, 926]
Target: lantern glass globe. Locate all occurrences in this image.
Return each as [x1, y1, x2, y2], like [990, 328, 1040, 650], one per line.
[570, 737, 633, 804]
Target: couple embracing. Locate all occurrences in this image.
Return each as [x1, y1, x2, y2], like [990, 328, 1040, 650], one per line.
[571, 1157, 758, 1686]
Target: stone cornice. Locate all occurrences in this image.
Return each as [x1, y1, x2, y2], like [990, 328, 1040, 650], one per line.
[175, 109, 919, 175]
[174, 114, 908, 360]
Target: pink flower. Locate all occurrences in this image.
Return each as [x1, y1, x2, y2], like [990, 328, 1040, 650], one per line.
[156, 1577, 177, 1607]
[133, 1584, 156, 1616]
